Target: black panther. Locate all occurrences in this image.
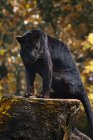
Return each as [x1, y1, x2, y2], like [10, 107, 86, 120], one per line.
[16, 29, 93, 137]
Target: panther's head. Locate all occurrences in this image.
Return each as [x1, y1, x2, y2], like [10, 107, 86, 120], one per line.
[16, 30, 48, 63]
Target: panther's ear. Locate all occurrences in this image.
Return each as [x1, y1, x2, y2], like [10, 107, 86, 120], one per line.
[16, 36, 23, 44]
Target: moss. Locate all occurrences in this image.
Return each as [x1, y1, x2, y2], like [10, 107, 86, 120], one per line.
[0, 95, 22, 132]
[0, 95, 81, 139]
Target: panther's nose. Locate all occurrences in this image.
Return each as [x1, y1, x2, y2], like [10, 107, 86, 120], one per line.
[30, 55, 36, 62]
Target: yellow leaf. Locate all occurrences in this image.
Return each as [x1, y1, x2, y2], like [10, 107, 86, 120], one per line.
[87, 33, 93, 45]
[0, 49, 6, 56]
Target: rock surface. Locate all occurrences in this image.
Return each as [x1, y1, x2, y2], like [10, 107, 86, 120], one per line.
[0, 95, 91, 140]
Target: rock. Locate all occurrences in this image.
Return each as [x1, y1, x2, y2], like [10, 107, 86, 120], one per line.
[0, 95, 90, 140]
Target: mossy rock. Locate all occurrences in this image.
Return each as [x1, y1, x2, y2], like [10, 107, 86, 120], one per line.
[0, 94, 81, 140]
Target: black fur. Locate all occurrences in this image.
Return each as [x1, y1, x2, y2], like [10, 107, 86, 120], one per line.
[16, 30, 93, 137]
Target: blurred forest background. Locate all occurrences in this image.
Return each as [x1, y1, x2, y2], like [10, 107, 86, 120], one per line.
[0, 0, 93, 136]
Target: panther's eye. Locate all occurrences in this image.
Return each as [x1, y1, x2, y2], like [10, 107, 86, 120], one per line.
[36, 46, 39, 50]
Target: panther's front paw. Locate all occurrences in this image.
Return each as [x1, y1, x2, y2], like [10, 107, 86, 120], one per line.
[36, 93, 50, 98]
[24, 87, 35, 98]
[24, 92, 34, 98]
[24, 92, 33, 98]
